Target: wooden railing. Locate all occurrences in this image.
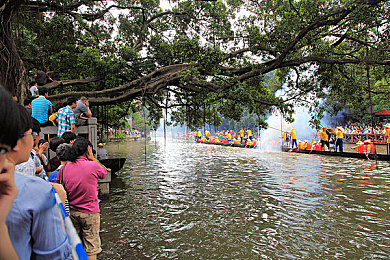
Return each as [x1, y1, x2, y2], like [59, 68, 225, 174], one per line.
[343, 133, 386, 144]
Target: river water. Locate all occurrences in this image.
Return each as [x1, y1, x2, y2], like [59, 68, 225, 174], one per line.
[99, 138, 390, 259]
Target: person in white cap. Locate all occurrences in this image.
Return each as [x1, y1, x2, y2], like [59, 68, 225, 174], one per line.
[352, 141, 366, 153]
[335, 127, 344, 152]
[385, 123, 390, 154]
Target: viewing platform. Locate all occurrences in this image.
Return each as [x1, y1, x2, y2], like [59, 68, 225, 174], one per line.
[40, 117, 112, 198]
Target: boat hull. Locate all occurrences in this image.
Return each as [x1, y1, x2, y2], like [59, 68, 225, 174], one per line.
[100, 158, 126, 174]
[281, 147, 390, 161]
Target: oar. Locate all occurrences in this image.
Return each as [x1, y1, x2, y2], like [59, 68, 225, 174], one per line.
[372, 143, 378, 168]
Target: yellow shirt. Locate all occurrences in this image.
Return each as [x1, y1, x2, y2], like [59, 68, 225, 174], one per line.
[320, 130, 327, 141]
[239, 129, 244, 137]
[282, 132, 288, 141]
[48, 113, 57, 126]
[386, 129, 390, 143]
[226, 133, 232, 140]
[198, 132, 202, 137]
[246, 130, 252, 137]
[206, 131, 210, 138]
[247, 140, 252, 145]
[336, 130, 343, 139]
[290, 129, 296, 139]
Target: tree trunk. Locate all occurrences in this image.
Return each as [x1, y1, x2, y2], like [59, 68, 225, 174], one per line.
[0, 1, 29, 101]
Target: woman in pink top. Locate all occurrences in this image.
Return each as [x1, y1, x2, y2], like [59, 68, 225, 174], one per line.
[56, 137, 106, 260]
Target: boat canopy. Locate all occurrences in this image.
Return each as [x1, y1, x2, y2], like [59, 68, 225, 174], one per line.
[375, 110, 390, 116]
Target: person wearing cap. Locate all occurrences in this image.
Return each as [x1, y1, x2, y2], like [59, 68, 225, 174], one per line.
[290, 128, 297, 148]
[385, 123, 390, 154]
[364, 139, 376, 154]
[335, 127, 344, 152]
[352, 141, 366, 153]
[96, 143, 108, 160]
[320, 127, 329, 151]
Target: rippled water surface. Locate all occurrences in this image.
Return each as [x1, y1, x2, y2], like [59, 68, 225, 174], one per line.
[99, 138, 390, 259]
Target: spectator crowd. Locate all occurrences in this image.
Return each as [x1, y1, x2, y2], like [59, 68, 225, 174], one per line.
[1, 83, 109, 260]
[342, 122, 387, 135]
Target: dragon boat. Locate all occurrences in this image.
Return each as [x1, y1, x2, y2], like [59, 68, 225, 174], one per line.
[195, 140, 257, 149]
[281, 146, 390, 161]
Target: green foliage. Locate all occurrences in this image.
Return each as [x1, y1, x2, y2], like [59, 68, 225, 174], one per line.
[8, 0, 390, 129]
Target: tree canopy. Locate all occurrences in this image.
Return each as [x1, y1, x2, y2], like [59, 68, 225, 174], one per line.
[1, 0, 389, 128]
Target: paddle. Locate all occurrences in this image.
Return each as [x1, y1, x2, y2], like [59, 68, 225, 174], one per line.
[364, 152, 371, 161]
[374, 143, 378, 168]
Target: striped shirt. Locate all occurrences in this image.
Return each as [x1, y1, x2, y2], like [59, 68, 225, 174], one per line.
[55, 106, 76, 137]
[31, 96, 53, 123]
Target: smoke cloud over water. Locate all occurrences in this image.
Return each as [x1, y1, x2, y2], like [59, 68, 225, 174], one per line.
[260, 106, 318, 152]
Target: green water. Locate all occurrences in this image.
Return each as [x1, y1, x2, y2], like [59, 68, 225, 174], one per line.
[99, 138, 390, 259]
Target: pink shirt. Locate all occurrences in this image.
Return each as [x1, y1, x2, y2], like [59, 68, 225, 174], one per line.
[56, 157, 106, 214]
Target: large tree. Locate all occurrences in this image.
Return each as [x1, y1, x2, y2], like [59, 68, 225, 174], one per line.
[1, 0, 389, 126]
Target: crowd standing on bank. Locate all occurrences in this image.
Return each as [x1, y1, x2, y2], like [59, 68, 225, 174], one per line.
[1, 84, 108, 259]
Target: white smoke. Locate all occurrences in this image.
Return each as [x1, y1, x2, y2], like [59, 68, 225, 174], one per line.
[259, 84, 318, 152]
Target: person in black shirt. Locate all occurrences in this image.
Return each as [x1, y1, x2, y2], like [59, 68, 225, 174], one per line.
[34, 69, 54, 86]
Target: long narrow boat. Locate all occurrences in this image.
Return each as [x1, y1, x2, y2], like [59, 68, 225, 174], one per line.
[100, 158, 126, 174]
[195, 140, 257, 148]
[281, 146, 390, 161]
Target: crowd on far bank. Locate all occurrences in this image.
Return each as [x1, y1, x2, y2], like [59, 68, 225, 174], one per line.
[2, 73, 110, 259]
[342, 121, 388, 135]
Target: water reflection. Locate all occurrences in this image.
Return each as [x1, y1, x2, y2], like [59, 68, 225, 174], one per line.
[100, 138, 390, 259]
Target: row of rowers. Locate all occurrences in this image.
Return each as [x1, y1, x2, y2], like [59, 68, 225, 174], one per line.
[194, 129, 256, 144]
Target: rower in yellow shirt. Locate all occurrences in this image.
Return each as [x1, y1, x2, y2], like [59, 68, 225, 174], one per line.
[226, 131, 232, 143]
[197, 130, 202, 140]
[319, 127, 329, 151]
[290, 128, 297, 148]
[335, 127, 344, 152]
[282, 131, 290, 146]
[246, 129, 253, 141]
[205, 131, 211, 141]
[239, 129, 245, 143]
[385, 123, 390, 154]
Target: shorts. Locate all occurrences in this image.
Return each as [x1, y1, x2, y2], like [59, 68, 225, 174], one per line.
[70, 210, 102, 255]
[320, 139, 329, 148]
